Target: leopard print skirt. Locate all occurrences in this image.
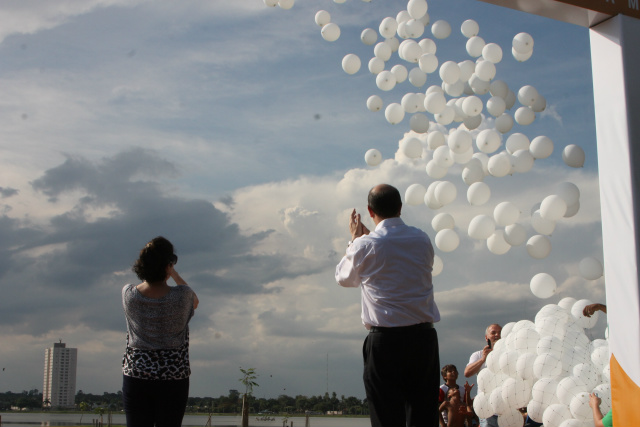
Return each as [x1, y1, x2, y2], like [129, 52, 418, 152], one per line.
[122, 334, 190, 380]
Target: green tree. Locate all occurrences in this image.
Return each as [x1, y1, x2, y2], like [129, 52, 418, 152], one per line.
[239, 367, 259, 427]
[79, 402, 90, 422]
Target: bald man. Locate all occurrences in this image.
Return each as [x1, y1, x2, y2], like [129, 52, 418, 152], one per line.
[336, 184, 441, 427]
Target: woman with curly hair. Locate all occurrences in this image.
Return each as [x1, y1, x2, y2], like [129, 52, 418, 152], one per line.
[121, 236, 199, 427]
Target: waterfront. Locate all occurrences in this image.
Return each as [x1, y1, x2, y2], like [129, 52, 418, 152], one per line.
[0, 413, 371, 427]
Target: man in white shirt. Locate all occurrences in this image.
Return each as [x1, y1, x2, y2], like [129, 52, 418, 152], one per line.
[335, 184, 440, 427]
[464, 323, 502, 427]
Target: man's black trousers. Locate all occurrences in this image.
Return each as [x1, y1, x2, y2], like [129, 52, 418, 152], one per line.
[363, 324, 440, 427]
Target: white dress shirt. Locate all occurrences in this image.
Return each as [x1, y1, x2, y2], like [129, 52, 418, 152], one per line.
[335, 217, 440, 329]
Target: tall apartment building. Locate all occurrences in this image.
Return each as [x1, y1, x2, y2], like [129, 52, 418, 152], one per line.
[43, 341, 77, 408]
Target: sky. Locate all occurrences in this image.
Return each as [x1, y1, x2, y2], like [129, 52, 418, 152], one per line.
[0, 0, 608, 400]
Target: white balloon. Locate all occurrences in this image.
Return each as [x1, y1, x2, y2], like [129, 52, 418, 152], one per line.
[486, 96, 506, 117]
[474, 392, 494, 419]
[518, 85, 539, 107]
[425, 181, 443, 210]
[385, 103, 405, 124]
[368, 57, 385, 74]
[435, 181, 457, 206]
[530, 136, 554, 159]
[435, 106, 455, 125]
[419, 38, 436, 54]
[424, 91, 446, 114]
[571, 299, 599, 329]
[379, 17, 398, 39]
[475, 129, 501, 154]
[489, 80, 509, 98]
[448, 129, 472, 153]
[401, 93, 421, 113]
[532, 377, 560, 406]
[489, 386, 508, 415]
[315, 10, 331, 26]
[408, 67, 427, 87]
[540, 195, 567, 221]
[426, 160, 448, 178]
[419, 52, 438, 73]
[475, 60, 496, 81]
[466, 36, 485, 57]
[542, 403, 573, 427]
[506, 133, 530, 154]
[558, 297, 577, 312]
[374, 42, 392, 61]
[278, 0, 295, 9]
[410, 113, 430, 133]
[366, 95, 383, 112]
[531, 210, 556, 235]
[431, 20, 451, 39]
[427, 130, 446, 149]
[435, 228, 459, 252]
[569, 392, 593, 421]
[532, 94, 547, 113]
[482, 43, 503, 63]
[572, 363, 599, 390]
[462, 160, 484, 185]
[527, 235, 551, 259]
[400, 136, 423, 158]
[468, 182, 491, 206]
[433, 145, 454, 168]
[494, 201, 520, 226]
[461, 96, 483, 116]
[458, 60, 475, 82]
[432, 254, 443, 276]
[376, 71, 397, 91]
[361, 28, 378, 45]
[405, 18, 425, 38]
[432, 212, 455, 232]
[533, 353, 562, 379]
[407, 0, 428, 19]
[502, 377, 532, 409]
[515, 106, 535, 125]
[513, 47, 533, 62]
[403, 41, 423, 62]
[516, 352, 538, 380]
[504, 223, 526, 246]
[396, 10, 411, 23]
[364, 148, 382, 166]
[390, 64, 408, 83]
[513, 32, 534, 54]
[557, 376, 588, 406]
[526, 399, 546, 423]
[557, 182, 580, 206]
[460, 19, 479, 37]
[591, 346, 610, 372]
[487, 230, 510, 255]
[463, 114, 482, 131]
[264, 0, 278, 7]
[342, 54, 361, 75]
[439, 61, 460, 84]
[579, 257, 603, 280]
[444, 81, 465, 97]
[513, 149, 535, 173]
[321, 23, 340, 41]
[564, 201, 580, 218]
[563, 144, 586, 168]
[468, 214, 496, 239]
[530, 273, 557, 299]
[495, 113, 514, 133]
[405, 183, 427, 206]
[487, 152, 511, 177]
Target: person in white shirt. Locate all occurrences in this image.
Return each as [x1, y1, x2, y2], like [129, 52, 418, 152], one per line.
[335, 184, 441, 427]
[464, 324, 502, 427]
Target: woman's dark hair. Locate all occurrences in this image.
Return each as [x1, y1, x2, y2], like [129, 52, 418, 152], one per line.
[132, 236, 177, 282]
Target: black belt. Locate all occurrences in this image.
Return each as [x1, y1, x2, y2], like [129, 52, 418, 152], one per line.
[369, 322, 434, 333]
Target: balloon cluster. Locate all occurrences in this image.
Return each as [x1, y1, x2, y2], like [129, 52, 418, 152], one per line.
[263, 2, 607, 425]
[473, 298, 610, 427]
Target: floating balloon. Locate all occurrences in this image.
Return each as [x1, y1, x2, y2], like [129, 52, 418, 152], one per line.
[513, 32, 534, 54]
[461, 95, 483, 116]
[540, 195, 567, 221]
[530, 273, 557, 299]
[512, 149, 534, 173]
[435, 106, 455, 125]
[482, 43, 503, 63]
[384, 103, 404, 124]
[410, 113, 430, 133]
[407, 0, 429, 19]
[466, 36, 485, 57]
[364, 149, 382, 166]
[495, 113, 514, 134]
[439, 61, 460, 84]
[427, 130, 446, 149]
[433, 145, 454, 168]
[527, 235, 551, 259]
[468, 214, 496, 239]
[374, 42, 392, 61]
[512, 46, 533, 62]
[468, 182, 491, 206]
[278, 0, 295, 9]
[486, 96, 506, 117]
[431, 19, 451, 39]
[563, 144, 585, 168]
[435, 181, 457, 206]
[458, 60, 475, 82]
[460, 19, 479, 37]
[475, 60, 496, 81]
[504, 223, 526, 246]
[390, 64, 408, 83]
[376, 70, 396, 91]
[408, 67, 427, 87]
[494, 201, 520, 226]
[264, 0, 278, 7]
[321, 22, 340, 41]
[399, 136, 423, 158]
[579, 257, 603, 280]
[571, 299, 599, 329]
[530, 136, 554, 159]
[379, 17, 398, 38]
[487, 230, 510, 255]
[475, 129, 501, 154]
[361, 28, 377, 45]
[531, 210, 556, 235]
[435, 228, 459, 252]
[366, 95, 383, 112]
[487, 152, 511, 177]
[368, 57, 384, 74]
[342, 54, 361, 75]
[432, 254, 443, 276]
[557, 182, 580, 206]
[518, 85, 539, 107]
[315, 10, 331, 27]
[515, 106, 535, 125]
[405, 183, 427, 205]
[448, 129, 472, 153]
[462, 160, 484, 185]
[432, 212, 455, 232]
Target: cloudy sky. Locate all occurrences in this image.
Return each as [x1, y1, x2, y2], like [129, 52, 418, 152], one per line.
[0, 0, 608, 399]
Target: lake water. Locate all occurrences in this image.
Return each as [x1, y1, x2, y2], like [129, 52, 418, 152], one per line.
[0, 412, 371, 427]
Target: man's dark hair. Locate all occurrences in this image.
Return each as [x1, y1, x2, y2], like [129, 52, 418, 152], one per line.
[368, 184, 402, 218]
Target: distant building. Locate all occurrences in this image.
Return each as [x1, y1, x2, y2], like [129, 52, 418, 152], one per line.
[43, 341, 77, 408]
